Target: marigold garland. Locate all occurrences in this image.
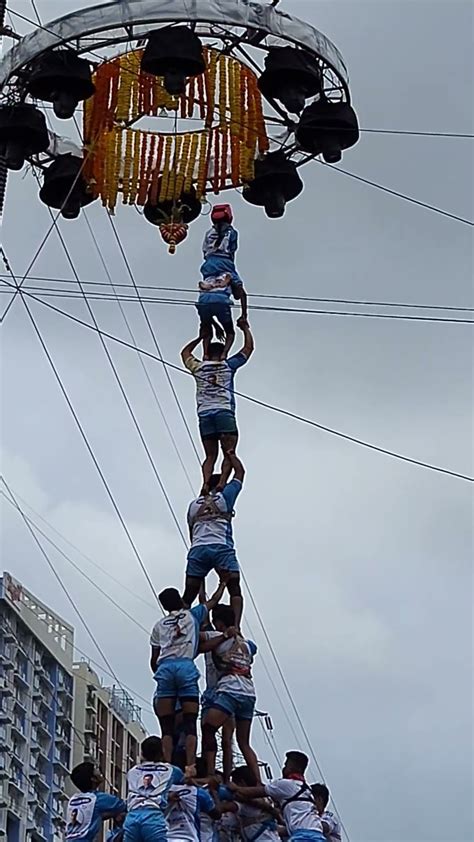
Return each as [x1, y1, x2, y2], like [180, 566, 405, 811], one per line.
[83, 47, 269, 211]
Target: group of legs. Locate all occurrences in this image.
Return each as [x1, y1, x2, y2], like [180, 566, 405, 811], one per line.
[153, 662, 260, 784]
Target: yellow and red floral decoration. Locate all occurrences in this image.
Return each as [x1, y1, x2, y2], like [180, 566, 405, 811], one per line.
[83, 48, 270, 215]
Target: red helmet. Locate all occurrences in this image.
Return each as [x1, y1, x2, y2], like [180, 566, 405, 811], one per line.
[211, 203, 233, 225]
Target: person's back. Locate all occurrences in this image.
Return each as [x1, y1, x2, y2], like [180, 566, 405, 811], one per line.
[188, 479, 241, 550]
[186, 353, 247, 418]
[124, 737, 184, 842]
[321, 810, 342, 842]
[264, 778, 323, 839]
[166, 783, 218, 841]
[151, 603, 206, 665]
[66, 762, 125, 842]
[238, 801, 280, 842]
[310, 784, 341, 842]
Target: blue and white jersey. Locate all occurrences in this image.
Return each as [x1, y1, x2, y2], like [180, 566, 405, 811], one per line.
[197, 784, 229, 842]
[202, 225, 238, 263]
[150, 605, 208, 663]
[166, 784, 216, 842]
[264, 780, 323, 836]
[126, 762, 184, 812]
[205, 632, 257, 697]
[184, 355, 248, 416]
[188, 480, 242, 549]
[321, 810, 342, 842]
[218, 809, 240, 842]
[200, 226, 240, 294]
[65, 791, 126, 841]
[238, 802, 280, 842]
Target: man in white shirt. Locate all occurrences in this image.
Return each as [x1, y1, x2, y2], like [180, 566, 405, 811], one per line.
[200, 604, 260, 785]
[230, 751, 326, 842]
[310, 784, 342, 842]
[150, 582, 231, 775]
[124, 736, 184, 842]
[219, 765, 281, 842]
[183, 452, 245, 628]
[180, 320, 254, 494]
[166, 782, 220, 842]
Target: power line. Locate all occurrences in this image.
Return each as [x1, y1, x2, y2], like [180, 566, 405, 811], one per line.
[6, 280, 471, 479]
[2, 478, 135, 710]
[1, 283, 471, 324]
[79, 209, 196, 494]
[6, 484, 157, 611]
[3, 9, 473, 235]
[1, 273, 471, 314]
[324, 161, 474, 227]
[107, 214, 202, 463]
[1, 489, 150, 635]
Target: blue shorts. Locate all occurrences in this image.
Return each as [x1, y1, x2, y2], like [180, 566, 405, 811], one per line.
[196, 300, 234, 333]
[154, 657, 200, 700]
[290, 834, 326, 842]
[198, 410, 238, 440]
[211, 691, 255, 721]
[124, 809, 167, 842]
[186, 544, 239, 578]
[201, 688, 217, 715]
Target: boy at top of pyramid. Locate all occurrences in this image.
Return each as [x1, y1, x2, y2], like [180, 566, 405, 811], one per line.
[197, 203, 248, 360]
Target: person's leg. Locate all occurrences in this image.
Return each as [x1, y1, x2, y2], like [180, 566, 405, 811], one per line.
[217, 302, 235, 360]
[200, 435, 219, 494]
[235, 717, 261, 783]
[201, 706, 231, 776]
[182, 575, 203, 608]
[181, 698, 199, 775]
[216, 545, 242, 630]
[183, 548, 213, 607]
[196, 303, 213, 360]
[225, 573, 243, 631]
[216, 432, 239, 489]
[222, 715, 235, 783]
[156, 697, 176, 763]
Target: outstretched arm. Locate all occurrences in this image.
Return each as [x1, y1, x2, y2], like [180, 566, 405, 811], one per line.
[237, 320, 254, 359]
[205, 579, 227, 611]
[199, 626, 237, 653]
[180, 336, 202, 365]
[231, 784, 267, 800]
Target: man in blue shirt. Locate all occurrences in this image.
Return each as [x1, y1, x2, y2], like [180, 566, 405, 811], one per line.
[183, 453, 245, 629]
[66, 762, 126, 842]
[150, 583, 234, 776]
[198, 204, 248, 360]
[181, 320, 254, 495]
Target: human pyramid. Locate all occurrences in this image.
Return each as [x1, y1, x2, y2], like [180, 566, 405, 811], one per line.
[65, 206, 341, 842]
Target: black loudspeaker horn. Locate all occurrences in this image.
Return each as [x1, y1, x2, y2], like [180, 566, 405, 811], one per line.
[242, 151, 303, 218]
[258, 46, 322, 114]
[39, 154, 95, 219]
[0, 103, 49, 170]
[296, 99, 359, 163]
[26, 50, 95, 119]
[141, 27, 206, 96]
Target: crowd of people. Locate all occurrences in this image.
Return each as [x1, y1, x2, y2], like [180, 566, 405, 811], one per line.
[65, 207, 340, 842]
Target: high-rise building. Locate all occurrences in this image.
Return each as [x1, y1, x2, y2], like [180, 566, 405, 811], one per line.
[0, 572, 147, 842]
[0, 571, 75, 842]
[71, 661, 146, 803]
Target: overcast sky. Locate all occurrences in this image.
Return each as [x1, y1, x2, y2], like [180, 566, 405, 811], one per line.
[1, 1, 472, 841]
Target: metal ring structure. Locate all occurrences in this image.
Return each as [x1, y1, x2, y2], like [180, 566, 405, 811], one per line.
[0, 0, 356, 225]
[0, 0, 349, 94]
